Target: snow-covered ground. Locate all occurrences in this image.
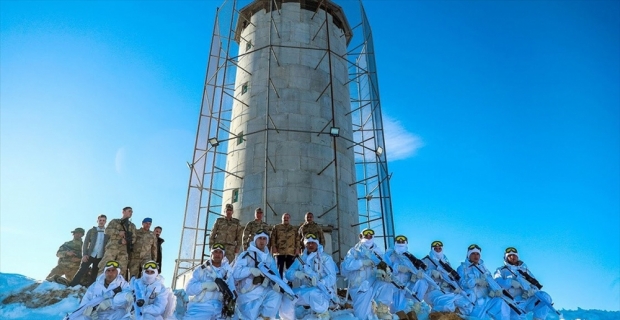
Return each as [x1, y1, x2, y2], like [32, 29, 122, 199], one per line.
[0, 272, 617, 320]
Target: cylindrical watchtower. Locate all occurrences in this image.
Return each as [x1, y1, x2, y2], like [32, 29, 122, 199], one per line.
[224, 0, 357, 256]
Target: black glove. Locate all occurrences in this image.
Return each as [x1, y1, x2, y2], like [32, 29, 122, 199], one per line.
[377, 261, 388, 271]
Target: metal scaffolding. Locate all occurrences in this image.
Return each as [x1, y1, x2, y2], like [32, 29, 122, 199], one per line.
[172, 0, 394, 289]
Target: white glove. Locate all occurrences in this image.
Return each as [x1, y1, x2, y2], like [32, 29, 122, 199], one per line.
[273, 283, 280, 292]
[83, 306, 95, 317]
[362, 259, 374, 266]
[98, 299, 112, 311]
[295, 271, 306, 280]
[476, 278, 487, 287]
[397, 265, 409, 273]
[376, 269, 387, 280]
[431, 270, 441, 279]
[511, 280, 521, 289]
[310, 275, 318, 286]
[416, 270, 425, 280]
[522, 288, 536, 299]
[125, 292, 134, 303]
[250, 268, 262, 277]
[489, 289, 503, 298]
[202, 281, 218, 291]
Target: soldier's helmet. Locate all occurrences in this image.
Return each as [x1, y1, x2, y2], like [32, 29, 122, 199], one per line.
[71, 227, 85, 234]
[395, 235, 408, 244]
[225, 203, 233, 210]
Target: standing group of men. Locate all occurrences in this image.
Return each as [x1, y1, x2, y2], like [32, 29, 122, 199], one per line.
[209, 204, 325, 277]
[47, 206, 165, 287]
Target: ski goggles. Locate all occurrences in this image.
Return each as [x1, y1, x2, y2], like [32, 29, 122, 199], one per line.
[105, 260, 120, 268]
[255, 229, 269, 237]
[361, 229, 375, 236]
[305, 233, 318, 240]
[395, 235, 408, 243]
[431, 241, 443, 247]
[468, 244, 481, 251]
[143, 261, 158, 270]
[505, 247, 518, 254]
[212, 243, 226, 251]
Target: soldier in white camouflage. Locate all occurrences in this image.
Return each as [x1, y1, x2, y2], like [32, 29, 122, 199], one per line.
[97, 207, 137, 280]
[297, 212, 325, 252]
[128, 217, 158, 279]
[270, 212, 299, 276]
[47, 227, 85, 283]
[242, 207, 272, 251]
[209, 203, 242, 263]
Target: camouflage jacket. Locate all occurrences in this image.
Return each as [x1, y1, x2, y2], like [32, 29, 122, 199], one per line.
[242, 220, 271, 250]
[298, 221, 325, 250]
[56, 239, 83, 264]
[132, 228, 158, 260]
[105, 218, 137, 252]
[270, 223, 297, 256]
[209, 217, 242, 251]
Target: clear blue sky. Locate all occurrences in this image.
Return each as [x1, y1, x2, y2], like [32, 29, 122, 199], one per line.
[1, 0, 618, 311]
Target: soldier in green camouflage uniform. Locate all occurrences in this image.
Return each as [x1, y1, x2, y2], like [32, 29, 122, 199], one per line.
[47, 227, 84, 282]
[209, 204, 242, 263]
[270, 213, 299, 276]
[242, 207, 272, 251]
[97, 207, 137, 279]
[128, 217, 158, 278]
[297, 212, 325, 252]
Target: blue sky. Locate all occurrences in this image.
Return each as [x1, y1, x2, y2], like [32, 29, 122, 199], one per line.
[1, 0, 618, 311]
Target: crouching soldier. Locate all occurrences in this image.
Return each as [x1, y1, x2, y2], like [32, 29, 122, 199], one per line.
[232, 230, 282, 320]
[280, 233, 338, 319]
[494, 247, 555, 320]
[185, 243, 236, 320]
[385, 235, 428, 320]
[68, 260, 132, 320]
[131, 260, 171, 320]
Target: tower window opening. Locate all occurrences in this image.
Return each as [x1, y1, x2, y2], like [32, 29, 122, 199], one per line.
[232, 189, 239, 203]
[246, 40, 252, 51]
[242, 82, 248, 95]
[237, 132, 244, 145]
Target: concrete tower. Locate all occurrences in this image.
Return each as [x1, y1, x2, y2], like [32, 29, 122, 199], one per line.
[173, 0, 394, 289]
[225, 0, 356, 255]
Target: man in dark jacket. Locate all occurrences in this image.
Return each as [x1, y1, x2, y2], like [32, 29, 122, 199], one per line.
[69, 214, 109, 286]
[154, 226, 164, 273]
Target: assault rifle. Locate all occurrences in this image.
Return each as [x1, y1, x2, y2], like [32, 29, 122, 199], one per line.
[295, 255, 339, 305]
[120, 218, 133, 253]
[401, 252, 445, 293]
[244, 252, 297, 299]
[130, 277, 144, 320]
[402, 252, 427, 271]
[423, 257, 474, 306]
[369, 249, 429, 300]
[199, 261, 236, 317]
[63, 286, 122, 320]
[60, 243, 82, 259]
[517, 269, 543, 289]
[472, 264, 524, 315]
[439, 259, 461, 281]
